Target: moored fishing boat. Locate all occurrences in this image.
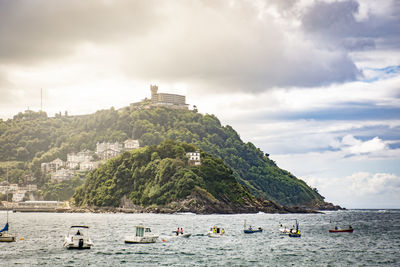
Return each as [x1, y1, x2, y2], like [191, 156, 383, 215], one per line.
[125, 225, 159, 244]
[329, 226, 354, 233]
[0, 222, 16, 242]
[288, 219, 301, 238]
[0, 169, 16, 243]
[63, 225, 93, 249]
[207, 226, 225, 238]
[243, 220, 263, 234]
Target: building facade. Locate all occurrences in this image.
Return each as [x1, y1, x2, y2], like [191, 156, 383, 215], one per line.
[150, 85, 188, 109]
[51, 169, 75, 183]
[186, 151, 201, 166]
[41, 158, 65, 173]
[124, 139, 140, 150]
[96, 142, 123, 160]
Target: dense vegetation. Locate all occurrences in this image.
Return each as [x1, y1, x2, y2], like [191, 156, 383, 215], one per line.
[0, 105, 324, 206]
[73, 140, 254, 207]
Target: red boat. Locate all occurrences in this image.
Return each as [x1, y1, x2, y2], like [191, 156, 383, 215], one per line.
[329, 228, 354, 233]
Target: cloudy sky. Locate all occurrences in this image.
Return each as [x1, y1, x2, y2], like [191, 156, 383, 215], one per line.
[1, 0, 399, 208]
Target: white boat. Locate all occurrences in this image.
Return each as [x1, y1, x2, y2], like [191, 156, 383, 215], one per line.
[279, 227, 290, 234]
[279, 223, 296, 234]
[172, 232, 192, 238]
[0, 169, 16, 242]
[125, 225, 159, 244]
[63, 226, 94, 249]
[207, 226, 225, 238]
[0, 222, 16, 242]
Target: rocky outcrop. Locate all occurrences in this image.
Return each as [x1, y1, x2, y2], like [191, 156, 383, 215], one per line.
[68, 189, 319, 214]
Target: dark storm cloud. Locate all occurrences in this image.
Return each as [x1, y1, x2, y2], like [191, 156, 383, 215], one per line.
[301, 0, 400, 51]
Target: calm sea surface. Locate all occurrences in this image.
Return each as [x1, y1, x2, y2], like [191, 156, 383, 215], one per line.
[0, 210, 399, 266]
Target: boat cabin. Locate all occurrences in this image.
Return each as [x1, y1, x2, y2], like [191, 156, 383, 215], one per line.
[135, 225, 152, 237]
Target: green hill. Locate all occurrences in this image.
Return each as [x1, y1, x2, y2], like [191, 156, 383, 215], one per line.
[0, 105, 326, 207]
[73, 140, 273, 213]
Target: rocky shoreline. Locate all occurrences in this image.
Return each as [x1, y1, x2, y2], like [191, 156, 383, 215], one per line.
[65, 194, 342, 214]
[4, 191, 343, 214]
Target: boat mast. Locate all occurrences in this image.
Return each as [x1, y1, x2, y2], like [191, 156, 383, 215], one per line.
[6, 166, 9, 223]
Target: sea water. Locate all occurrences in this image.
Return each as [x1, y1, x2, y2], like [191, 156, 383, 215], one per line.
[0, 210, 399, 266]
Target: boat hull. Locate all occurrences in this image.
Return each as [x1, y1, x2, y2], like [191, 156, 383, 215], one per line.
[329, 229, 354, 233]
[125, 235, 158, 244]
[244, 229, 263, 234]
[172, 233, 192, 238]
[207, 232, 224, 238]
[0, 234, 16, 242]
[288, 233, 301, 238]
[64, 236, 93, 249]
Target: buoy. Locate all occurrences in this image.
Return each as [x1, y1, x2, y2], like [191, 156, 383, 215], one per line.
[19, 237, 24, 240]
[162, 239, 166, 242]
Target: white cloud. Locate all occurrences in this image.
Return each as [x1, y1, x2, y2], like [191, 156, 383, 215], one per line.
[304, 172, 400, 208]
[348, 172, 400, 195]
[338, 135, 388, 155]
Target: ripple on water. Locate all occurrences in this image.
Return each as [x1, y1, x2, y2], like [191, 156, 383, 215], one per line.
[1, 210, 399, 266]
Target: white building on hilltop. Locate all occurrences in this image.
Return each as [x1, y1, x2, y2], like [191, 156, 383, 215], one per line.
[186, 151, 201, 166]
[150, 85, 189, 110]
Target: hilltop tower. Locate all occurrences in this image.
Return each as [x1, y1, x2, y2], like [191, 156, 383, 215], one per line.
[150, 85, 158, 104]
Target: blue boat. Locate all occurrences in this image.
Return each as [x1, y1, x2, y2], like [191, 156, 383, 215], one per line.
[288, 219, 301, 238]
[243, 220, 263, 234]
[244, 227, 263, 234]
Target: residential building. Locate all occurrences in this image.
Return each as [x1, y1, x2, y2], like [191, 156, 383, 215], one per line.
[12, 190, 26, 202]
[66, 149, 94, 170]
[97, 148, 121, 161]
[96, 142, 123, 160]
[124, 139, 140, 150]
[51, 169, 74, 183]
[41, 158, 65, 173]
[186, 151, 201, 166]
[80, 161, 99, 171]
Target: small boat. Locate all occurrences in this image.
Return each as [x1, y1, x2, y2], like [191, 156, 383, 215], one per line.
[288, 220, 301, 238]
[0, 169, 16, 243]
[329, 226, 354, 233]
[172, 228, 191, 238]
[63, 225, 93, 249]
[125, 225, 159, 244]
[244, 227, 263, 234]
[172, 232, 192, 238]
[207, 226, 225, 238]
[279, 227, 290, 234]
[0, 222, 16, 242]
[243, 220, 263, 234]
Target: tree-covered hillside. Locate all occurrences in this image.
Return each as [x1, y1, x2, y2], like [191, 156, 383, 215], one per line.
[73, 140, 257, 212]
[0, 105, 325, 206]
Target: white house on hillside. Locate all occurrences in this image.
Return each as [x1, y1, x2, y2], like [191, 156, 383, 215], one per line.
[186, 151, 201, 166]
[124, 139, 140, 150]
